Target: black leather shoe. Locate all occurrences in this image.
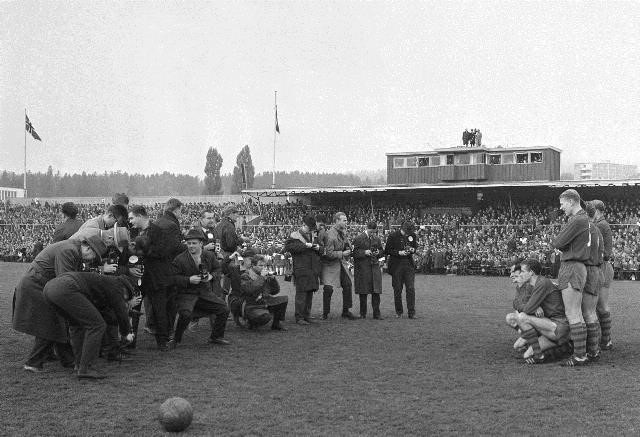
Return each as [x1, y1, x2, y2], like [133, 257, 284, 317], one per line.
[208, 338, 231, 345]
[408, 314, 417, 319]
[321, 314, 328, 320]
[373, 315, 384, 320]
[342, 311, 357, 320]
[271, 325, 288, 331]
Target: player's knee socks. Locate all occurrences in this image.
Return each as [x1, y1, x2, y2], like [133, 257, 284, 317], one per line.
[599, 311, 612, 344]
[522, 328, 542, 356]
[569, 322, 587, 357]
[586, 322, 601, 355]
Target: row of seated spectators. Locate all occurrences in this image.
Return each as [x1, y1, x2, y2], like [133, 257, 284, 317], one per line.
[2, 198, 640, 280]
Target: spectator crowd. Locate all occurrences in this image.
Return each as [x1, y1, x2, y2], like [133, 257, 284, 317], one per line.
[3, 197, 640, 280]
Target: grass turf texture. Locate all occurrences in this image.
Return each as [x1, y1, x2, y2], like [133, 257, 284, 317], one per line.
[2, 263, 640, 436]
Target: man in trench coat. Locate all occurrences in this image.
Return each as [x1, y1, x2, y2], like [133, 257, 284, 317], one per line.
[13, 236, 108, 372]
[353, 222, 385, 319]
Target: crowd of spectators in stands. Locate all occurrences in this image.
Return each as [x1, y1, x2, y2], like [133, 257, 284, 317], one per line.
[3, 198, 640, 280]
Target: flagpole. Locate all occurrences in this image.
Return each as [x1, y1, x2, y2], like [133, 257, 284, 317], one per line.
[24, 108, 27, 198]
[271, 91, 277, 189]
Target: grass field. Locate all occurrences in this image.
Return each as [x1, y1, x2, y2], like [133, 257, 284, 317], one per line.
[2, 263, 640, 436]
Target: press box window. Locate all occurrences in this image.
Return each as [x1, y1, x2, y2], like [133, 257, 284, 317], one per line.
[516, 153, 529, 164]
[430, 156, 440, 166]
[530, 152, 543, 163]
[446, 155, 454, 165]
[406, 157, 418, 168]
[393, 158, 406, 168]
[418, 157, 429, 167]
[489, 154, 501, 165]
[455, 154, 470, 165]
[502, 153, 515, 164]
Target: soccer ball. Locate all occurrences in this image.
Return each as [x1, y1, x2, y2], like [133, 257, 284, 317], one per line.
[158, 397, 193, 432]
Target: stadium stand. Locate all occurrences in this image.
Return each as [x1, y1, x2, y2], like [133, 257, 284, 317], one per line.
[2, 198, 639, 280]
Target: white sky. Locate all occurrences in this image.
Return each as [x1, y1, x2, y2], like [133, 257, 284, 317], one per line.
[1, 1, 638, 178]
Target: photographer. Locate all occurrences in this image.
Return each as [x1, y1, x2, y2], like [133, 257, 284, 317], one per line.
[239, 251, 288, 331]
[169, 228, 230, 348]
[385, 221, 418, 319]
[43, 272, 135, 380]
[353, 222, 385, 319]
[284, 215, 322, 325]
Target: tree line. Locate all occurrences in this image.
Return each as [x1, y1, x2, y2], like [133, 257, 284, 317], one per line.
[1, 145, 385, 197]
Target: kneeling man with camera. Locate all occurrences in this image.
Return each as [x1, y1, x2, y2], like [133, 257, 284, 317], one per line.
[169, 228, 230, 347]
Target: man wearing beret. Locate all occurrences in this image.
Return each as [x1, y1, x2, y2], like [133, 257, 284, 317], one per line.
[13, 235, 108, 372]
[169, 228, 230, 347]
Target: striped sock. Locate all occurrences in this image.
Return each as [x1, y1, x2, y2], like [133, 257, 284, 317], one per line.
[586, 322, 601, 355]
[599, 311, 612, 345]
[522, 328, 542, 356]
[569, 322, 587, 357]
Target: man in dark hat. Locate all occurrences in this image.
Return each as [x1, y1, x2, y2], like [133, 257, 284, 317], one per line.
[284, 214, 322, 325]
[13, 235, 108, 372]
[385, 221, 418, 318]
[353, 221, 385, 319]
[52, 202, 84, 242]
[169, 228, 230, 347]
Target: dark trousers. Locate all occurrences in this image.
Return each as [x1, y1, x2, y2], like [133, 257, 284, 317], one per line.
[26, 337, 75, 368]
[174, 298, 229, 343]
[359, 293, 381, 317]
[268, 302, 288, 328]
[43, 285, 107, 372]
[148, 286, 175, 345]
[295, 289, 315, 320]
[392, 261, 416, 315]
[323, 267, 353, 315]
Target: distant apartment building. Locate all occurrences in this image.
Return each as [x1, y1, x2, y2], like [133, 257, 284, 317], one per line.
[574, 162, 638, 180]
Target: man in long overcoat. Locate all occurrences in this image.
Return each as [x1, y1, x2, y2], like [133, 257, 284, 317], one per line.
[385, 221, 418, 318]
[144, 198, 186, 350]
[321, 212, 356, 320]
[284, 214, 322, 325]
[13, 236, 108, 371]
[169, 228, 230, 347]
[353, 222, 384, 319]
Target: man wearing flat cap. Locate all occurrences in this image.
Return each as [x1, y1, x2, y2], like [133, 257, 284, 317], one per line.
[385, 221, 418, 319]
[353, 222, 385, 319]
[169, 228, 230, 347]
[13, 235, 108, 372]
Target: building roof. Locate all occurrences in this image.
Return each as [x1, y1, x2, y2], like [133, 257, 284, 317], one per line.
[243, 178, 640, 197]
[385, 145, 562, 156]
